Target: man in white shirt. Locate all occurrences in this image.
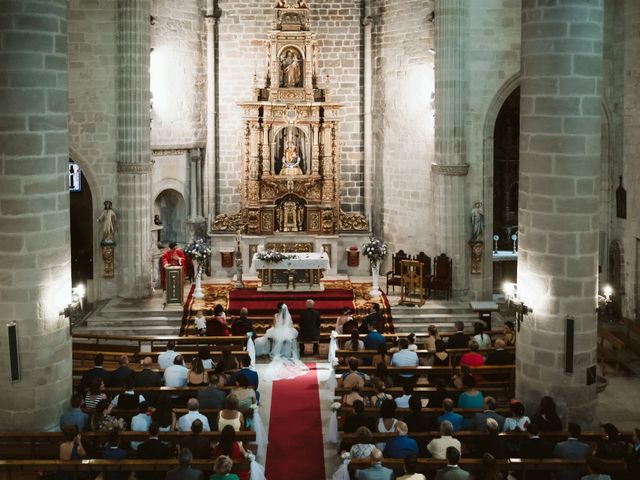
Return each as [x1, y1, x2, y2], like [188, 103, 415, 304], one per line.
[164, 355, 188, 387]
[177, 398, 211, 432]
[394, 384, 414, 409]
[391, 338, 419, 381]
[157, 340, 179, 370]
[427, 421, 462, 460]
[130, 402, 152, 450]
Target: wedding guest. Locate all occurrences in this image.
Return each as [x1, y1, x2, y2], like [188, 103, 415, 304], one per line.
[395, 384, 414, 409]
[102, 430, 128, 480]
[427, 421, 461, 460]
[230, 374, 257, 411]
[230, 307, 253, 336]
[346, 329, 365, 351]
[383, 421, 419, 459]
[158, 341, 179, 370]
[472, 397, 505, 432]
[152, 393, 177, 432]
[91, 399, 127, 432]
[299, 298, 321, 355]
[484, 417, 507, 459]
[164, 355, 189, 387]
[369, 379, 393, 408]
[342, 384, 366, 408]
[581, 456, 613, 480]
[216, 394, 244, 432]
[473, 322, 492, 350]
[344, 399, 376, 433]
[502, 399, 529, 432]
[520, 422, 554, 459]
[165, 448, 204, 480]
[59, 424, 86, 461]
[211, 426, 249, 480]
[446, 321, 469, 350]
[360, 303, 383, 334]
[372, 343, 390, 366]
[193, 310, 207, 336]
[459, 340, 485, 369]
[364, 322, 386, 352]
[371, 361, 394, 388]
[404, 395, 435, 434]
[130, 401, 152, 450]
[198, 372, 226, 409]
[187, 357, 208, 387]
[595, 423, 628, 460]
[137, 422, 174, 480]
[475, 452, 504, 480]
[355, 448, 393, 480]
[78, 353, 111, 393]
[198, 347, 214, 370]
[83, 376, 107, 412]
[434, 446, 469, 480]
[437, 398, 463, 433]
[376, 399, 399, 451]
[407, 333, 419, 352]
[215, 346, 240, 375]
[425, 325, 440, 352]
[457, 374, 484, 409]
[336, 306, 354, 334]
[207, 304, 230, 336]
[429, 340, 451, 386]
[110, 377, 146, 409]
[180, 419, 211, 459]
[210, 454, 240, 480]
[59, 393, 89, 433]
[178, 398, 211, 432]
[553, 423, 591, 480]
[502, 321, 516, 346]
[341, 357, 367, 390]
[109, 354, 135, 388]
[135, 356, 162, 405]
[350, 426, 376, 459]
[531, 395, 562, 432]
[391, 338, 419, 384]
[397, 455, 427, 480]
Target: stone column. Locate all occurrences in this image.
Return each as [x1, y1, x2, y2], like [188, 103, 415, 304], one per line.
[432, 0, 469, 295]
[203, 1, 220, 220]
[0, 0, 72, 430]
[517, 0, 603, 424]
[117, 0, 153, 298]
[363, 0, 373, 223]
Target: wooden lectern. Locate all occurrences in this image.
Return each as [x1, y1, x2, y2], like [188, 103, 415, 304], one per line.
[164, 265, 183, 309]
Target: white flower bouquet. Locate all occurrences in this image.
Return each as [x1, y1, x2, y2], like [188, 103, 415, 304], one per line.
[340, 452, 351, 462]
[362, 237, 387, 266]
[184, 238, 212, 273]
[255, 249, 293, 264]
[330, 402, 342, 413]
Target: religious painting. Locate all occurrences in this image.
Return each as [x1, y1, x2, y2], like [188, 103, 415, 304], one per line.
[279, 46, 303, 88]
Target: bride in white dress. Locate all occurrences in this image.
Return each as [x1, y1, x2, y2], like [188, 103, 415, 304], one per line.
[254, 303, 308, 381]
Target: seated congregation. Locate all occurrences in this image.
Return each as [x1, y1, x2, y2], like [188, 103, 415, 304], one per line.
[331, 322, 640, 480]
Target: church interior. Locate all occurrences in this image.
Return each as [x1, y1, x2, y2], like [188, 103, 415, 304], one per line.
[2, 0, 640, 478]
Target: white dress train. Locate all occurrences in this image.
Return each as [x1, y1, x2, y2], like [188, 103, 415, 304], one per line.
[261, 304, 308, 382]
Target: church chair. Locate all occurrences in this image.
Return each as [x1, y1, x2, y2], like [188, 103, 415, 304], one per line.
[428, 253, 453, 300]
[414, 251, 432, 295]
[385, 249, 409, 294]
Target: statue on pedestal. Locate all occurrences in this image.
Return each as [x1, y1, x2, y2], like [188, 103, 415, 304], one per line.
[280, 128, 303, 176]
[280, 49, 302, 88]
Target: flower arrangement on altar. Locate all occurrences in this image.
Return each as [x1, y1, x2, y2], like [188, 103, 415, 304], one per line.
[255, 249, 292, 264]
[362, 237, 388, 265]
[184, 238, 212, 273]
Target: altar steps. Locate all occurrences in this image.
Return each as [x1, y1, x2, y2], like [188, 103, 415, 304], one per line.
[388, 301, 500, 334]
[73, 293, 183, 336]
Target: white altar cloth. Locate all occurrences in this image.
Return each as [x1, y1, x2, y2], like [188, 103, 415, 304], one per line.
[253, 252, 330, 270]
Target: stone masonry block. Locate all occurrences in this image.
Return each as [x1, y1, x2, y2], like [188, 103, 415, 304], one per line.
[522, 21, 568, 39]
[566, 255, 597, 278]
[569, 21, 602, 39]
[553, 154, 599, 175]
[529, 134, 585, 154]
[574, 54, 602, 76]
[534, 97, 581, 115]
[547, 231, 577, 254]
[521, 115, 562, 134]
[559, 77, 596, 94]
[0, 133, 44, 156]
[556, 196, 598, 214]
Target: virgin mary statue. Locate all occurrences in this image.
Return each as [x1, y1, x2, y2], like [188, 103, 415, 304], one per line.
[254, 303, 308, 381]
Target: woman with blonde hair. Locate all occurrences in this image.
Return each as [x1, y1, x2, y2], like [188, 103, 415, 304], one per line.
[210, 454, 240, 480]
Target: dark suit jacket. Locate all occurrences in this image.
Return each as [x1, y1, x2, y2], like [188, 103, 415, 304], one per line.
[165, 466, 204, 480]
[360, 311, 383, 334]
[472, 410, 506, 431]
[180, 434, 211, 459]
[404, 412, 437, 434]
[137, 438, 173, 480]
[299, 308, 321, 340]
[196, 386, 226, 409]
[553, 439, 591, 480]
[230, 316, 254, 336]
[485, 349, 515, 365]
[79, 367, 111, 393]
[446, 332, 469, 350]
[520, 437, 554, 458]
[109, 366, 135, 388]
[134, 368, 163, 405]
[435, 465, 470, 480]
[343, 413, 376, 433]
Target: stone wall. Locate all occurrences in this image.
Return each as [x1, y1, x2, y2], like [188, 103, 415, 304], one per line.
[67, 0, 119, 300]
[371, 0, 436, 257]
[466, 0, 521, 297]
[215, 0, 364, 214]
[620, 0, 640, 318]
[150, 0, 207, 147]
[0, 0, 72, 430]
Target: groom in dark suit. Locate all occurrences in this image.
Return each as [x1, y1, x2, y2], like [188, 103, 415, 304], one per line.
[299, 299, 321, 356]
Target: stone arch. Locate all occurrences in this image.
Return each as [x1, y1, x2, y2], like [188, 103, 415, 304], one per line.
[68, 147, 102, 300]
[154, 189, 188, 245]
[481, 72, 521, 294]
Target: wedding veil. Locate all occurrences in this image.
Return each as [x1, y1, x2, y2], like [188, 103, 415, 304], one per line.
[263, 303, 308, 381]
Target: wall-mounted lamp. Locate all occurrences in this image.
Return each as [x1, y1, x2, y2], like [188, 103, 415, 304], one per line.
[503, 282, 532, 332]
[60, 285, 86, 328]
[599, 284, 614, 323]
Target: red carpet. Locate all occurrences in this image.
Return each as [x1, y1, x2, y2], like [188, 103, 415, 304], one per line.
[266, 363, 325, 479]
[228, 288, 355, 318]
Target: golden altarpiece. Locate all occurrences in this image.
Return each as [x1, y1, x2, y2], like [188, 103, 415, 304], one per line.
[210, 3, 370, 278]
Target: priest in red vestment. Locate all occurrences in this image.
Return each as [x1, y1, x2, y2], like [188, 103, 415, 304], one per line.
[161, 242, 186, 290]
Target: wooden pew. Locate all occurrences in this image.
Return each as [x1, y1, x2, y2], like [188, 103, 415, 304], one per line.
[346, 457, 626, 479]
[335, 346, 516, 359]
[0, 431, 256, 460]
[334, 386, 508, 399]
[597, 327, 629, 375]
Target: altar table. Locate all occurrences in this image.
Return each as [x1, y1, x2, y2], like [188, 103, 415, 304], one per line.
[253, 252, 330, 292]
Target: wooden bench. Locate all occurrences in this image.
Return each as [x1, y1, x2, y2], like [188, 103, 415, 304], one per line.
[346, 457, 626, 479]
[597, 327, 629, 375]
[335, 346, 515, 359]
[0, 431, 257, 460]
[334, 386, 508, 399]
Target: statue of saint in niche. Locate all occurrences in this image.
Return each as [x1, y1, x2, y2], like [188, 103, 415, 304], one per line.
[280, 49, 302, 88]
[279, 128, 303, 176]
